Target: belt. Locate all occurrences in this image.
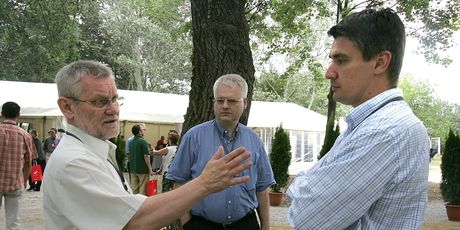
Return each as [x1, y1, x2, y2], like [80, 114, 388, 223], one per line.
[193, 210, 256, 228]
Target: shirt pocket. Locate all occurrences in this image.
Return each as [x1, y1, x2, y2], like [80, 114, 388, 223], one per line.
[242, 164, 256, 191]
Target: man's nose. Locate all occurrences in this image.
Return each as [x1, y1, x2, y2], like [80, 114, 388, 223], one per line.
[325, 66, 337, 80]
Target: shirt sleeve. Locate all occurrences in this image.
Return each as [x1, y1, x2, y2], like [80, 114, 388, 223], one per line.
[255, 144, 275, 192]
[25, 133, 37, 160]
[286, 130, 398, 229]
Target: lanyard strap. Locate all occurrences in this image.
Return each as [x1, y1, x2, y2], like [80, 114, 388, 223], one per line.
[66, 131, 129, 193]
[363, 96, 404, 121]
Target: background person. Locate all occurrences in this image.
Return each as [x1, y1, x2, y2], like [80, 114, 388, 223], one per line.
[42, 60, 252, 230]
[129, 124, 152, 195]
[27, 129, 46, 192]
[287, 8, 430, 229]
[43, 128, 60, 161]
[0, 101, 36, 230]
[167, 74, 275, 230]
[151, 131, 180, 193]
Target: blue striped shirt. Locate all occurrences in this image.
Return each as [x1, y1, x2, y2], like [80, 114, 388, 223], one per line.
[166, 120, 275, 224]
[287, 89, 429, 229]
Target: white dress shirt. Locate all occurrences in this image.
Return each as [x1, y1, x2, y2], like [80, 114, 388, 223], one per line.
[43, 124, 146, 230]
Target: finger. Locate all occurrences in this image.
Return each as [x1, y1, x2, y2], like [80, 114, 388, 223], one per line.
[210, 146, 225, 161]
[226, 150, 251, 169]
[223, 147, 246, 163]
[229, 161, 252, 176]
[229, 175, 250, 186]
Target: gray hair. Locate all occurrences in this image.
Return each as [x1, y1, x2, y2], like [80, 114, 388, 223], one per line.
[55, 60, 114, 97]
[213, 74, 248, 98]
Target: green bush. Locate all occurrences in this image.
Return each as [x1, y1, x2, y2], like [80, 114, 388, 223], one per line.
[269, 125, 291, 193]
[109, 135, 126, 171]
[440, 128, 460, 205]
[318, 121, 340, 160]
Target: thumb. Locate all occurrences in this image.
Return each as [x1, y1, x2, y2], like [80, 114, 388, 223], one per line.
[211, 146, 224, 160]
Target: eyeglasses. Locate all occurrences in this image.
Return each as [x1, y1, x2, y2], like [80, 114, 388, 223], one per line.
[68, 96, 124, 108]
[213, 98, 243, 106]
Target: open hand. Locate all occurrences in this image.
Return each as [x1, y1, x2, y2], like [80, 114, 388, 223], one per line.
[198, 146, 252, 194]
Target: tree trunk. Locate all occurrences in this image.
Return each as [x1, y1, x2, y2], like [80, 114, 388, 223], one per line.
[182, 0, 255, 135]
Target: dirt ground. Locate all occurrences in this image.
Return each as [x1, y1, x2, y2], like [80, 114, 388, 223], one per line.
[1, 164, 459, 230]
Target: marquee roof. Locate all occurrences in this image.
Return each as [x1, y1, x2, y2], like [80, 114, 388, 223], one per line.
[0, 80, 326, 132]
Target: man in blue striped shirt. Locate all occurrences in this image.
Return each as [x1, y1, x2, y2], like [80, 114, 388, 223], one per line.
[287, 8, 429, 229]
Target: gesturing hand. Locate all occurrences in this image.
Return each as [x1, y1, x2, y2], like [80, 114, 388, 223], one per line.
[198, 146, 252, 194]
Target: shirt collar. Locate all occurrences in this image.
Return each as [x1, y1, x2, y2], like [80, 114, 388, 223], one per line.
[345, 88, 403, 130]
[1, 119, 17, 125]
[213, 120, 240, 137]
[66, 124, 117, 161]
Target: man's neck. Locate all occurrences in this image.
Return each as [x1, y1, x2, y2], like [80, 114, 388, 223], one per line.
[217, 121, 238, 137]
[1, 119, 17, 124]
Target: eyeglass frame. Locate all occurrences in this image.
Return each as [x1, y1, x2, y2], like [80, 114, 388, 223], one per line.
[213, 98, 244, 106]
[67, 96, 124, 108]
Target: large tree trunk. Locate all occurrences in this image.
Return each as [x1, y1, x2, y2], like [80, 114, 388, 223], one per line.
[182, 0, 255, 135]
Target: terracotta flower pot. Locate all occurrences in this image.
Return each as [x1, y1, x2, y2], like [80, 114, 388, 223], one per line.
[445, 204, 460, 221]
[269, 191, 283, 206]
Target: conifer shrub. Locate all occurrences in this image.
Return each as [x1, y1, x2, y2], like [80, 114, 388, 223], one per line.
[269, 125, 291, 193]
[440, 128, 460, 205]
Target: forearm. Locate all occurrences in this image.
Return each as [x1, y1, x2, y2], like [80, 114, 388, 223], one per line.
[143, 155, 152, 172]
[151, 148, 167, 156]
[124, 178, 209, 229]
[174, 182, 192, 225]
[23, 160, 32, 187]
[256, 189, 270, 230]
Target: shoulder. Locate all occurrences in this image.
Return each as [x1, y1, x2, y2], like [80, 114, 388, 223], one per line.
[183, 120, 215, 137]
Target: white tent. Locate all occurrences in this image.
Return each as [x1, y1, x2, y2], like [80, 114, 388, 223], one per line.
[0, 80, 327, 174]
[0, 80, 326, 130]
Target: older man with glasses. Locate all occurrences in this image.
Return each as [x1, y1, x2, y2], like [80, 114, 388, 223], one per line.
[42, 61, 253, 230]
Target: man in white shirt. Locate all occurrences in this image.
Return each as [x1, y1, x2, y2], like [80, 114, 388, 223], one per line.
[43, 60, 252, 230]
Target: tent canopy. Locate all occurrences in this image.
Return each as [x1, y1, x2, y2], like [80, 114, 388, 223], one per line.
[0, 80, 326, 132]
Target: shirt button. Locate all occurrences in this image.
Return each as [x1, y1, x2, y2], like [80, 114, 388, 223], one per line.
[228, 201, 231, 204]
[228, 216, 231, 219]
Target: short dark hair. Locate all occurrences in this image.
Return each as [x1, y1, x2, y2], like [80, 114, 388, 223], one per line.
[132, 124, 141, 135]
[327, 8, 405, 87]
[1, 101, 20, 119]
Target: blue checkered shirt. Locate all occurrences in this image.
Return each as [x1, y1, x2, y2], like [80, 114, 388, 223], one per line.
[287, 89, 429, 229]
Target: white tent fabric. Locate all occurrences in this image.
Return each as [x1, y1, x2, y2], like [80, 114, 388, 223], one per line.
[0, 80, 326, 131]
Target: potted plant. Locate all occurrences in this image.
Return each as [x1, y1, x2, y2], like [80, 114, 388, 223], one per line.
[440, 128, 460, 221]
[269, 125, 291, 206]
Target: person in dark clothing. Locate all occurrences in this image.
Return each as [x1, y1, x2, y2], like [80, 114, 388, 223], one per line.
[27, 129, 46, 191]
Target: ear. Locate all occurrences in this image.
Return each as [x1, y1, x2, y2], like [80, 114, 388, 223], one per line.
[243, 98, 248, 110]
[57, 97, 75, 121]
[374, 51, 392, 75]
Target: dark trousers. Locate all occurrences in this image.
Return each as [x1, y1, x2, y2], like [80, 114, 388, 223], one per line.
[28, 159, 46, 191]
[183, 210, 259, 230]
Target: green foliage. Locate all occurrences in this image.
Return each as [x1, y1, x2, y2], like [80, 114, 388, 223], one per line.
[399, 75, 460, 146]
[109, 135, 127, 171]
[0, 0, 82, 81]
[318, 121, 340, 160]
[269, 125, 291, 192]
[253, 69, 353, 117]
[440, 129, 460, 205]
